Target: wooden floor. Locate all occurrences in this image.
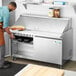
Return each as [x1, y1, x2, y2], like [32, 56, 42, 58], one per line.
[6, 57, 76, 72]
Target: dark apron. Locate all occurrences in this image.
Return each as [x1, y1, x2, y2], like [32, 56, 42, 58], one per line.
[0, 22, 5, 46]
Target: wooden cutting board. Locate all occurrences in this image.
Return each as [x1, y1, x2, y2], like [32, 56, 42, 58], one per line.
[15, 64, 64, 76]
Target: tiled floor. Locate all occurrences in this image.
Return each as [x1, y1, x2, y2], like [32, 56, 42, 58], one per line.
[6, 57, 76, 72]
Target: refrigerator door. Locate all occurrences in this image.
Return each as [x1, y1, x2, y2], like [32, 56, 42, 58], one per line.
[33, 36, 62, 65]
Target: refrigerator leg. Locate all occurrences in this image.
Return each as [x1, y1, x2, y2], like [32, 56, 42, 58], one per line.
[58, 65, 63, 69]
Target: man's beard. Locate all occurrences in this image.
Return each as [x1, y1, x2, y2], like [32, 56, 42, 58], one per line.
[9, 9, 12, 12]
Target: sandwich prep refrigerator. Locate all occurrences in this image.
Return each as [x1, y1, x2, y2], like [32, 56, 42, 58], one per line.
[11, 14, 73, 67]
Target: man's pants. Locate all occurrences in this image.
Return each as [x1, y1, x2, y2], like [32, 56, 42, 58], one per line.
[0, 45, 5, 67]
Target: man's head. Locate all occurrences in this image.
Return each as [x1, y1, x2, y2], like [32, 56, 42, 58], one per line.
[8, 2, 17, 12]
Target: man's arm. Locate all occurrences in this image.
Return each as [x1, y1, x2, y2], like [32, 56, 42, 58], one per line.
[3, 10, 15, 39]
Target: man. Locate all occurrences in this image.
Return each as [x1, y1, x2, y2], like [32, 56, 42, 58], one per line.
[0, 2, 17, 69]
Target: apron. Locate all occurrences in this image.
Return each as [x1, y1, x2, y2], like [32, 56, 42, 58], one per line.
[0, 22, 5, 46]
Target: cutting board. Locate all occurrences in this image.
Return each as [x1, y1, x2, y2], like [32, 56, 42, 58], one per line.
[15, 64, 64, 76]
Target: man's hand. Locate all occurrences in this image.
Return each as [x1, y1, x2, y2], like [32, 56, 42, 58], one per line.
[9, 33, 15, 39]
[4, 27, 15, 39]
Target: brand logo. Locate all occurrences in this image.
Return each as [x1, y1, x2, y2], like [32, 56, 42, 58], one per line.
[55, 41, 62, 44]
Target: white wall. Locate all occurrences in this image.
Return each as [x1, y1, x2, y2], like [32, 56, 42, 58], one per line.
[0, 0, 2, 6]
[15, 0, 27, 20]
[68, 0, 76, 61]
[15, 0, 76, 61]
